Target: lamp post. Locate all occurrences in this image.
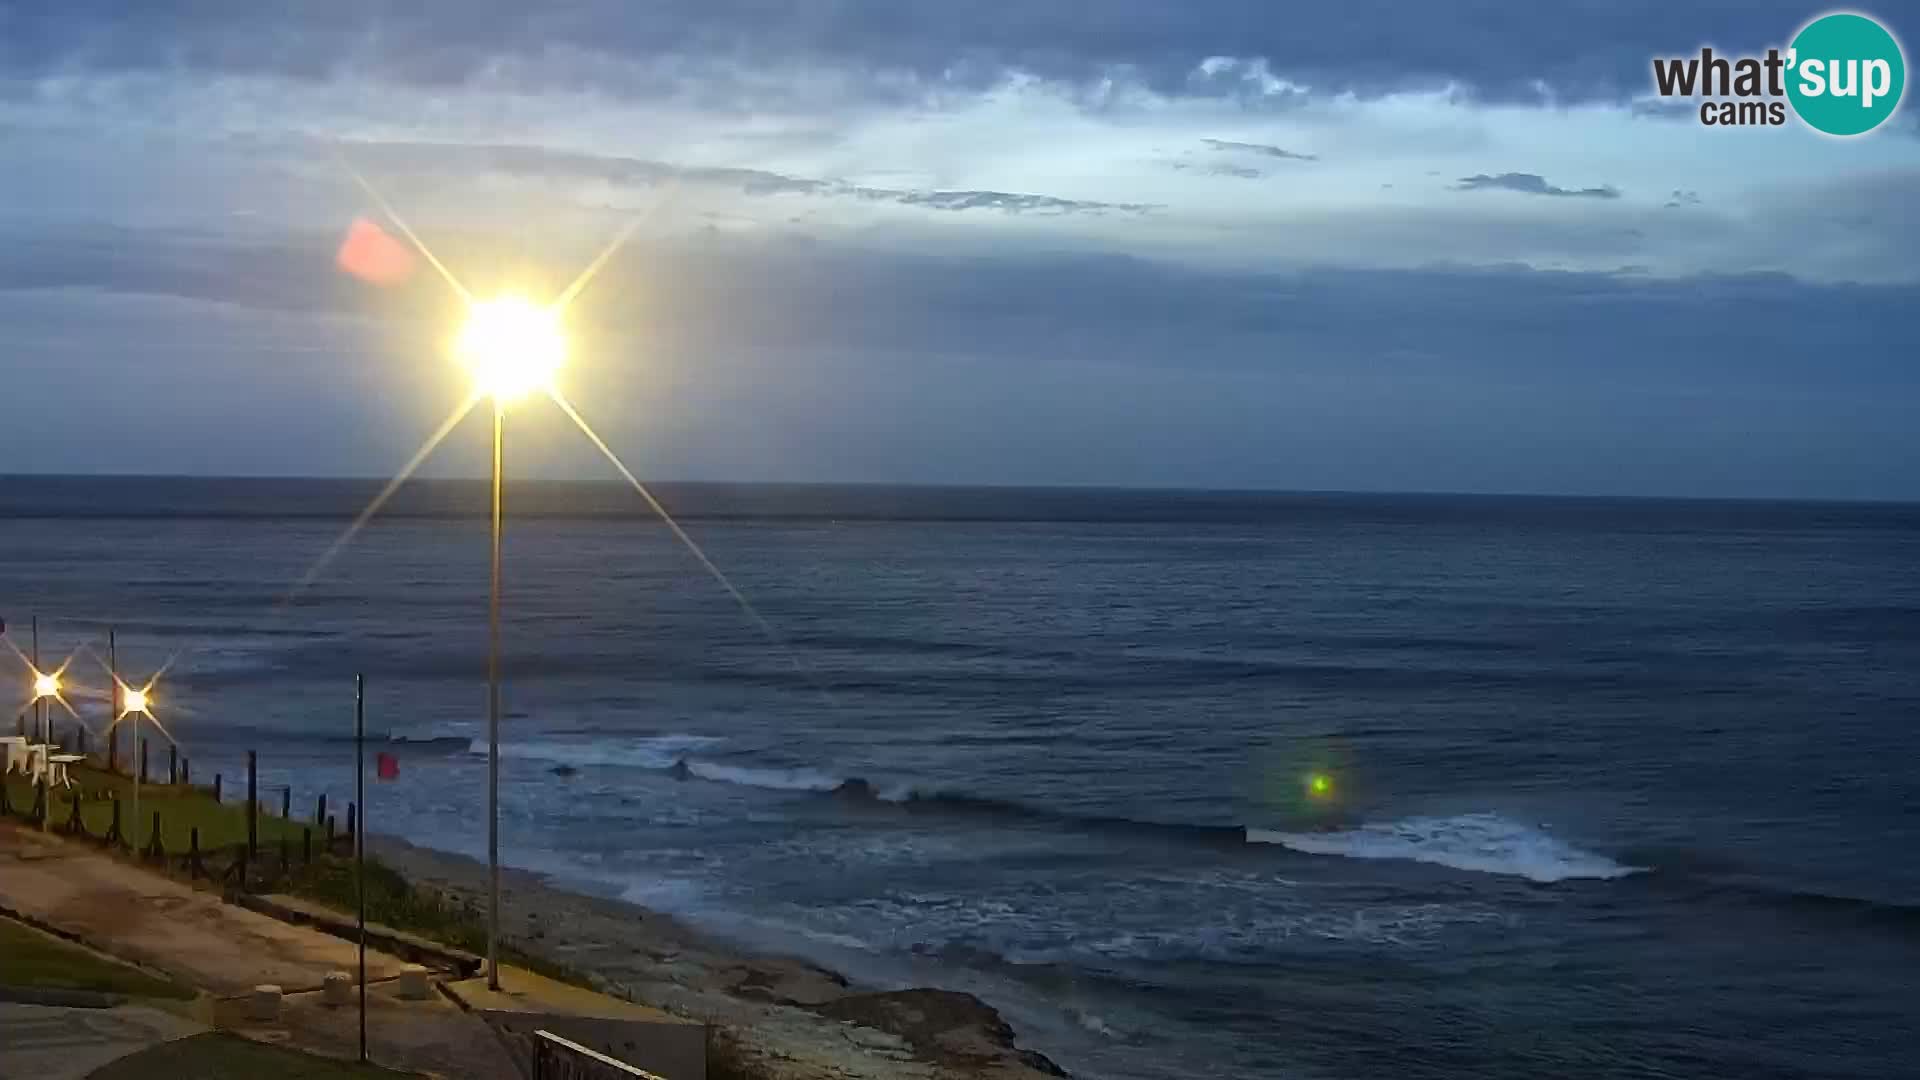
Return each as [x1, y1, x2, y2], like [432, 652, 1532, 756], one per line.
[454, 295, 566, 990]
[31, 617, 43, 744]
[121, 685, 151, 848]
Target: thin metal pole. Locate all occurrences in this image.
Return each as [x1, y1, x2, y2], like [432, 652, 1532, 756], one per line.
[487, 402, 504, 990]
[108, 630, 119, 774]
[356, 673, 367, 1063]
[130, 715, 139, 848]
[31, 616, 41, 744]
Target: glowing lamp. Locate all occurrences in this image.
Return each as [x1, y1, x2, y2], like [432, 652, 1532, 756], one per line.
[1306, 772, 1334, 800]
[32, 672, 59, 698]
[122, 687, 150, 714]
[455, 295, 565, 403]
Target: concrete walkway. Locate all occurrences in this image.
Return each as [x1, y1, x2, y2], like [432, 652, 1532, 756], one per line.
[0, 823, 521, 1077]
[0, 1002, 204, 1080]
[446, 966, 706, 1080]
[0, 825, 405, 995]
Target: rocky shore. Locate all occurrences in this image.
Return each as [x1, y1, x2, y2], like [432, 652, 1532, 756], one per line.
[370, 836, 1070, 1080]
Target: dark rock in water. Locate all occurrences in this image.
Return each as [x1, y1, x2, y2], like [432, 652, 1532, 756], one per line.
[550, 765, 578, 777]
[831, 777, 877, 801]
[668, 759, 693, 781]
[812, 989, 1071, 1077]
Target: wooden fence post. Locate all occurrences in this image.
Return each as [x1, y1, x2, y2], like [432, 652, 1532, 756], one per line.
[169, 746, 178, 786]
[182, 758, 191, 786]
[213, 773, 222, 802]
[246, 751, 258, 862]
[140, 739, 149, 784]
[282, 787, 291, 820]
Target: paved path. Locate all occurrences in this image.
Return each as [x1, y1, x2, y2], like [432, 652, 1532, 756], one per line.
[0, 1002, 204, 1080]
[0, 823, 524, 1077]
[0, 824, 406, 995]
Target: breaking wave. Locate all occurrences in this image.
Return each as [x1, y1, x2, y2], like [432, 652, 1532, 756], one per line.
[683, 761, 844, 792]
[484, 734, 723, 770]
[474, 740, 1643, 885]
[1247, 813, 1641, 883]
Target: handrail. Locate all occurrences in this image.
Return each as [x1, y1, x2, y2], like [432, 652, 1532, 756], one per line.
[531, 1029, 669, 1080]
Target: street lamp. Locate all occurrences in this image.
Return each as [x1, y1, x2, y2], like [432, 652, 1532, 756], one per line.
[454, 293, 566, 989]
[119, 683, 153, 848]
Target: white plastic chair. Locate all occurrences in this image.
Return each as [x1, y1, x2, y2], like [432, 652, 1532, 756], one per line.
[48, 753, 84, 790]
[22, 743, 51, 787]
[0, 735, 26, 776]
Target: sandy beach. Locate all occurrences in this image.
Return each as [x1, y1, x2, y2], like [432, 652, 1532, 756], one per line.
[369, 835, 1070, 1080]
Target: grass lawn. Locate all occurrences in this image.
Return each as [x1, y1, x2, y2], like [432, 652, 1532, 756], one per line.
[0, 917, 193, 999]
[4, 761, 318, 853]
[87, 1033, 417, 1079]
[284, 856, 589, 987]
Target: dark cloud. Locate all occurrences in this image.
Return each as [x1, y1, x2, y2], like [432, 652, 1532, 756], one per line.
[1455, 173, 1622, 199]
[0, 2, 1820, 105]
[340, 140, 1152, 216]
[1665, 189, 1703, 208]
[5, 227, 1915, 495]
[1201, 138, 1317, 161]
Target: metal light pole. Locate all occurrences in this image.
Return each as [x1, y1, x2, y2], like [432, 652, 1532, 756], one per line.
[31, 616, 42, 745]
[109, 629, 119, 773]
[486, 403, 504, 990]
[356, 673, 368, 1063]
[450, 294, 564, 993]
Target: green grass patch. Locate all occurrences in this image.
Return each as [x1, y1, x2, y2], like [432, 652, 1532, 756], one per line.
[0, 917, 193, 1000]
[86, 1033, 416, 1079]
[282, 856, 593, 989]
[4, 761, 318, 853]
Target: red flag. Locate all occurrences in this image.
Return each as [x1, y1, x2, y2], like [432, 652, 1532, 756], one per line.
[376, 752, 399, 781]
[336, 217, 417, 288]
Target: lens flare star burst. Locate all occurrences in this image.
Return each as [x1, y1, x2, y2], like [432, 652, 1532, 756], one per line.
[457, 295, 567, 405]
[310, 153, 825, 990]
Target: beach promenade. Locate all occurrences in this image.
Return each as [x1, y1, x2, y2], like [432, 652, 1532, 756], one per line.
[0, 820, 696, 1078]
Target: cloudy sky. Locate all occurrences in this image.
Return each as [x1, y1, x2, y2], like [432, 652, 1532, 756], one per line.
[2, 3, 1916, 498]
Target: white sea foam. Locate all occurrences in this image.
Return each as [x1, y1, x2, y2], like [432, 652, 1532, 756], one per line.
[1247, 813, 1642, 883]
[482, 733, 723, 770]
[685, 761, 844, 792]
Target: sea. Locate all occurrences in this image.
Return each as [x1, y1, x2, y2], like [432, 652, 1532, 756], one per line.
[3, 476, 1917, 1080]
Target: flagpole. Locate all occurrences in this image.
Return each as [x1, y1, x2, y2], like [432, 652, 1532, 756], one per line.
[356, 673, 367, 1064]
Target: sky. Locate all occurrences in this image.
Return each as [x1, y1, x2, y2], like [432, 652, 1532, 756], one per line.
[0, 3, 1916, 499]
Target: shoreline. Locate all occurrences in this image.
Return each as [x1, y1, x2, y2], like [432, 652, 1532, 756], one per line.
[367, 834, 1071, 1080]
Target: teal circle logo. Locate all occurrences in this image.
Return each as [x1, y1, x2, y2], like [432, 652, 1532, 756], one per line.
[1786, 13, 1906, 136]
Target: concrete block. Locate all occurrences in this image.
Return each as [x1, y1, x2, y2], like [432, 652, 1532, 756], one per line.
[323, 971, 353, 1006]
[397, 964, 431, 1000]
[249, 984, 282, 1021]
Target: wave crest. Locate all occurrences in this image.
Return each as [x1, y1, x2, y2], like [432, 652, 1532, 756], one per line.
[1247, 813, 1640, 883]
[484, 734, 723, 770]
